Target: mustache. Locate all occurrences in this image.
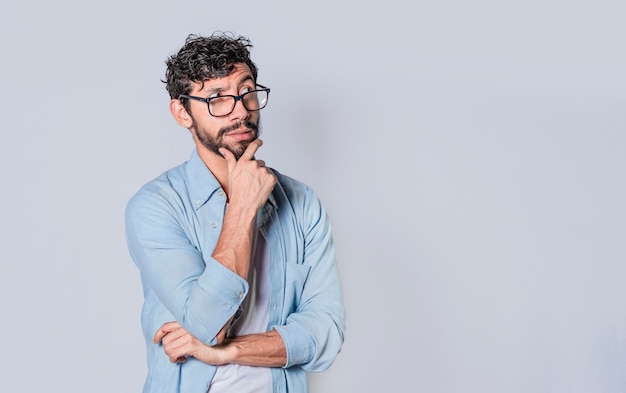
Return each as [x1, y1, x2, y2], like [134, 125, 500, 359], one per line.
[218, 120, 259, 137]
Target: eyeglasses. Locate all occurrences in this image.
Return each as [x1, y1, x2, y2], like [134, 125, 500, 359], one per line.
[178, 84, 270, 117]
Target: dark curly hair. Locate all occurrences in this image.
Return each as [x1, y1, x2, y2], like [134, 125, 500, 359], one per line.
[164, 32, 258, 110]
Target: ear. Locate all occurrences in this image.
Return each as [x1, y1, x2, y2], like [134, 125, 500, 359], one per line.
[170, 99, 194, 128]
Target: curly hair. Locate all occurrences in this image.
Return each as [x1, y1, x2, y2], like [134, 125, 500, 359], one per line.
[164, 32, 258, 109]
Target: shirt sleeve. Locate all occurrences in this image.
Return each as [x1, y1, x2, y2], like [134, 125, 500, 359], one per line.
[272, 187, 346, 372]
[125, 186, 248, 345]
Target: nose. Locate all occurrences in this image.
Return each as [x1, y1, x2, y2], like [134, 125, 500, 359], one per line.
[229, 96, 249, 120]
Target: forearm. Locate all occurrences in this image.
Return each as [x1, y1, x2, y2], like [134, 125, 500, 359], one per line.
[213, 140, 276, 280]
[225, 329, 287, 367]
[212, 205, 257, 279]
[195, 329, 287, 367]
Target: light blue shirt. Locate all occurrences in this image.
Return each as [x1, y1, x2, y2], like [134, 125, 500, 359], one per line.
[125, 150, 345, 393]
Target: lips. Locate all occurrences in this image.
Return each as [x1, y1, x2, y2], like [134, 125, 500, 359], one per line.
[225, 129, 254, 141]
[219, 120, 259, 141]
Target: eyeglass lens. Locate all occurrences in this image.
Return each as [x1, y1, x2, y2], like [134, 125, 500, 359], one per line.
[210, 90, 268, 116]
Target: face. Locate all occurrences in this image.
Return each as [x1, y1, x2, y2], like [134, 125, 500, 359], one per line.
[186, 63, 262, 159]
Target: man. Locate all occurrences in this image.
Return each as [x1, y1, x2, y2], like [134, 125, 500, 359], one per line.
[125, 32, 345, 393]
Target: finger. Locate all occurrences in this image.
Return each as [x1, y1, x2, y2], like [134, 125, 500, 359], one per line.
[161, 326, 189, 346]
[154, 328, 168, 344]
[164, 335, 193, 362]
[170, 353, 188, 363]
[154, 321, 181, 343]
[239, 139, 263, 162]
[166, 342, 188, 362]
[218, 148, 237, 172]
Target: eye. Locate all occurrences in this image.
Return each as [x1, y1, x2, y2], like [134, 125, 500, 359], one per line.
[240, 86, 253, 95]
[208, 92, 220, 99]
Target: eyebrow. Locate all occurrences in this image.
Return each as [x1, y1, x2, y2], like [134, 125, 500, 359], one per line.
[202, 75, 255, 95]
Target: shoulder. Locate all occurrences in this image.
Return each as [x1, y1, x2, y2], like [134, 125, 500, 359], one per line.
[272, 169, 314, 198]
[270, 168, 327, 221]
[126, 162, 189, 218]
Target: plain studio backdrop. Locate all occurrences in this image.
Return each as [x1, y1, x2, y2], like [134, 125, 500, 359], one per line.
[1, 1, 625, 392]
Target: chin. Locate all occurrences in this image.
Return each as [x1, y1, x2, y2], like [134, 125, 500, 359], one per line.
[235, 135, 259, 156]
[229, 141, 251, 160]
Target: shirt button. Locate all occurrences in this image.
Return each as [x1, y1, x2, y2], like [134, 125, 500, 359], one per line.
[238, 292, 244, 299]
[211, 223, 217, 229]
[218, 190, 224, 196]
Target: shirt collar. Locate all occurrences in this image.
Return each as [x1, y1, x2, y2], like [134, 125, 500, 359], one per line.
[185, 148, 278, 211]
[186, 149, 222, 210]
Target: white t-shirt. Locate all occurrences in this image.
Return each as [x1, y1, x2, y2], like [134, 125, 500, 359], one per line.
[208, 229, 272, 393]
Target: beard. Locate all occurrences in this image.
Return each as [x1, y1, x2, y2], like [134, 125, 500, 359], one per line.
[191, 117, 261, 160]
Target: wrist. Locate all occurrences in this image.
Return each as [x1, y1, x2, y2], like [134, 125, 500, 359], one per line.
[213, 342, 237, 366]
[224, 202, 258, 223]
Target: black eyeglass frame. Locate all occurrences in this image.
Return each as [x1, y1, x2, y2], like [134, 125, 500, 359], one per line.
[178, 84, 270, 117]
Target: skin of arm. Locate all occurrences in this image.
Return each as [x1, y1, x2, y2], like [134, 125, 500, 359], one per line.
[203, 141, 277, 338]
[154, 321, 287, 367]
[211, 140, 276, 280]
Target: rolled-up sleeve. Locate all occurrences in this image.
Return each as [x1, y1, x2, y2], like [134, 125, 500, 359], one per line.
[126, 187, 248, 345]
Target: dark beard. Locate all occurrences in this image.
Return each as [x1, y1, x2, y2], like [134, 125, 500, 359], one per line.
[192, 118, 261, 160]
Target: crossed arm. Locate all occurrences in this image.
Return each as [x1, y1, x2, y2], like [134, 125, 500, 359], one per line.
[154, 322, 287, 367]
[128, 140, 344, 370]
[153, 141, 287, 367]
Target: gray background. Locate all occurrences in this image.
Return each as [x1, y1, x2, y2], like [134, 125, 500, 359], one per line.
[1, 1, 625, 392]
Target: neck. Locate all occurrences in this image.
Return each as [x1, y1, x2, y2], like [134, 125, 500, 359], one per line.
[195, 142, 230, 196]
